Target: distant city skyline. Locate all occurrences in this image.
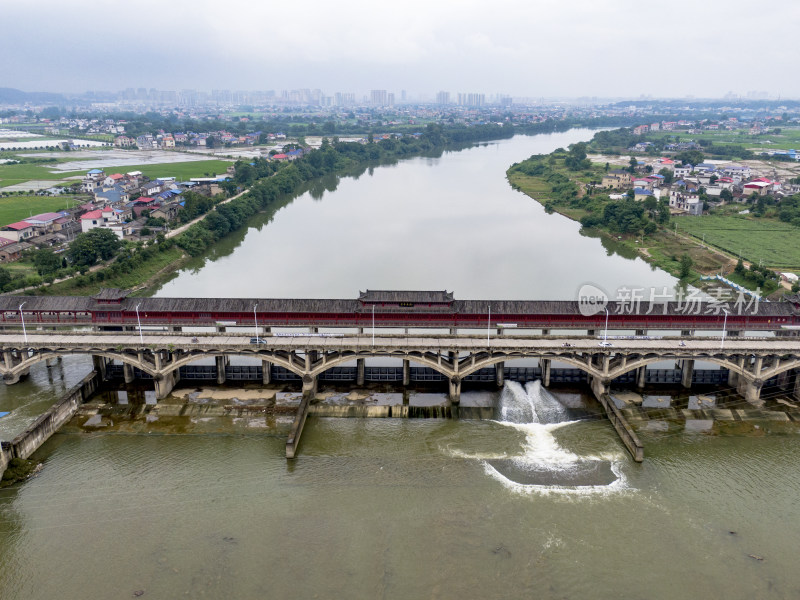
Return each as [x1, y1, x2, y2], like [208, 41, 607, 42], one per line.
[3, 0, 799, 99]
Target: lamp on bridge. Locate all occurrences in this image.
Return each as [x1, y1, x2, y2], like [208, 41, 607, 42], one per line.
[720, 308, 729, 350]
[135, 303, 143, 345]
[254, 303, 259, 344]
[18, 302, 27, 344]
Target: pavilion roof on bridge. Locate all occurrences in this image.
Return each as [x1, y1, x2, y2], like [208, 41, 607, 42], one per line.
[358, 290, 454, 305]
[91, 288, 131, 303]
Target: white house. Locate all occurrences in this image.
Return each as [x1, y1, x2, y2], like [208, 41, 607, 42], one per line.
[80, 207, 127, 239]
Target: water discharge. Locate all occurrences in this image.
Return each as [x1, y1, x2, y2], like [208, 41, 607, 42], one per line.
[485, 381, 628, 495]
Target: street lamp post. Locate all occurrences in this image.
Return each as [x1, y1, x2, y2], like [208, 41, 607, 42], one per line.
[720, 308, 729, 350]
[372, 304, 375, 347]
[19, 302, 27, 344]
[603, 307, 609, 345]
[487, 304, 491, 347]
[135, 303, 143, 345]
[253, 303, 259, 344]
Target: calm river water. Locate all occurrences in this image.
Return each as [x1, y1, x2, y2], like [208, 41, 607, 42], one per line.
[1, 131, 799, 599]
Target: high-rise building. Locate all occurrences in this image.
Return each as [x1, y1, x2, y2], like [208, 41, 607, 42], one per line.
[370, 90, 389, 106]
[335, 92, 356, 106]
[457, 92, 485, 107]
[435, 91, 450, 105]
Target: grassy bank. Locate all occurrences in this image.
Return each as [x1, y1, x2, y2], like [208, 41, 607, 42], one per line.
[40, 246, 186, 296]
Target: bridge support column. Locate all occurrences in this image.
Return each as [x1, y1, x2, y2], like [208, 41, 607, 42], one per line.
[777, 370, 789, 390]
[92, 355, 108, 379]
[302, 374, 318, 399]
[794, 371, 800, 402]
[356, 358, 365, 386]
[636, 365, 646, 389]
[590, 376, 609, 401]
[154, 370, 178, 400]
[403, 360, 410, 386]
[540, 359, 551, 387]
[3, 372, 21, 385]
[727, 368, 738, 387]
[3, 350, 14, 370]
[681, 359, 695, 389]
[216, 356, 228, 385]
[495, 361, 505, 387]
[262, 360, 271, 385]
[743, 380, 764, 407]
[448, 377, 461, 404]
[45, 357, 58, 367]
[123, 363, 135, 384]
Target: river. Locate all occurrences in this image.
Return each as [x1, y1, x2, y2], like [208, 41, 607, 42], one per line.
[1, 131, 799, 599]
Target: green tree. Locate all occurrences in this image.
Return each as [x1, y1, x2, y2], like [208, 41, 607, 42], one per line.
[679, 254, 693, 278]
[658, 168, 674, 185]
[675, 149, 704, 167]
[0, 266, 12, 290]
[719, 188, 733, 203]
[68, 228, 122, 267]
[32, 249, 61, 276]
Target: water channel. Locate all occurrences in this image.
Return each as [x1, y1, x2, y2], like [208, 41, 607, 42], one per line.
[1, 130, 799, 599]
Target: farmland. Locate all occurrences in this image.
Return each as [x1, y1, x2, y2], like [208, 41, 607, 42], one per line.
[675, 214, 800, 270]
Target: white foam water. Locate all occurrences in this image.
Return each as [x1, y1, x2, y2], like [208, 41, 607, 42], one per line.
[483, 381, 630, 497]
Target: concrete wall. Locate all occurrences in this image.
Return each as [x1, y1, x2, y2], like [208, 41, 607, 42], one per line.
[0, 370, 99, 479]
[0, 441, 9, 477]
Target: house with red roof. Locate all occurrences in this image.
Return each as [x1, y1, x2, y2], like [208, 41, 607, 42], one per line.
[80, 206, 129, 238]
[103, 173, 125, 187]
[1, 221, 37, 242]
[743, 180, 773, 196]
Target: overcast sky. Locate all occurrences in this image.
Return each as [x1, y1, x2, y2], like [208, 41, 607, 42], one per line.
[2, 0, 798, 99]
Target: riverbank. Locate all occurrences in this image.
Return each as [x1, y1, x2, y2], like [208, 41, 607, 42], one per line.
[506, 149, 788, 296]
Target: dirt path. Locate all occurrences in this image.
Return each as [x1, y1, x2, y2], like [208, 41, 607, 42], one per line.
[166, 187, 251, 239]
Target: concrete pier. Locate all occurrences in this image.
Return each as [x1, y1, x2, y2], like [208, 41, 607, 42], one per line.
[680, 359, 694, 388]
[448, 377, 461, 404]
[540, 359, 551, 387]
[636, 365, 646, 389]
[92, 355, 107, 379]
[590, 376, 644, 462]
[403, 359, 410, 386]
[123, 363, 135, 384]
[356, 358, 365, 386]
[286, 375, 317, 459]
[262, 360, 271, 384]
[154, 369, 179, 399]
[0, 370, 100, 480]
[794, 371, 800, 402]
[495, 361, 504, 387]
[215, 356, 228, 384]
